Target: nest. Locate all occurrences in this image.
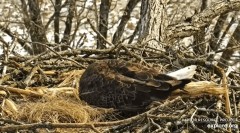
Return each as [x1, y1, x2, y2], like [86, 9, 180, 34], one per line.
[0, 56, 239, 133]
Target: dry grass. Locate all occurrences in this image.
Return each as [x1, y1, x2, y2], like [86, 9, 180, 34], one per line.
[14, 95, 112, 124]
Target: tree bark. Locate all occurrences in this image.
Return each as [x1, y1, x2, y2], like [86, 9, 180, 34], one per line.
[22, 0, 48, 55]
[54, 0, 61, 45]
[61, 0, 76, 50]
[112, 0, 140, 44]
[97, 0, 111, 49]
[138, 0, 168, 50]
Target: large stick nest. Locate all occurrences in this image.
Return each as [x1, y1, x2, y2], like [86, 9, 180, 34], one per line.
[0, 48, 239, 133]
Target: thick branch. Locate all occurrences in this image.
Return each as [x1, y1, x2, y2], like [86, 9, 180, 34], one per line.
[61, 0, 76, 50]
[54, 0, 61, 45]
[166, 1, 240, 41]
[112, 0, 140, 44]
[97, 0, 111, 49]
[27, 0, 48, 54]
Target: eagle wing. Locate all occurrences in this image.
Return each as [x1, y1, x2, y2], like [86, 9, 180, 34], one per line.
[105, 59, 189, 91]
[79, 59, 191, 112]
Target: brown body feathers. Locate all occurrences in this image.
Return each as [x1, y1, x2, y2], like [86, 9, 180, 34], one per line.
[79, 59, 191, 112]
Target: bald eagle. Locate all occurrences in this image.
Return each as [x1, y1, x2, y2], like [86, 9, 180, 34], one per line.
[79, 59, 191, 113]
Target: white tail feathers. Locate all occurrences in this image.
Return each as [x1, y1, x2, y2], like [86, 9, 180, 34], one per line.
[167, 65, 197, 80]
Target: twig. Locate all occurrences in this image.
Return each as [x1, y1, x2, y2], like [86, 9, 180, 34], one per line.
[149, 118, 162, 130]
[90, 124, 101, 133]
[190, 107, 206, 133]
[24, 66, 39, 87]
[0, 85, 43, 98]
[217, 65, 231, 116]
[87, 18, 114, 47]
[0, 118, 23, 125]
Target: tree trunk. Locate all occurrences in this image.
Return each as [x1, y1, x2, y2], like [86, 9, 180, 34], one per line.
[138, 0, 168, 50]
[54, 0, 61, 45]
[97, 0, 111, 49]
[61, 0, 76, 50]
[23, 0, 48, 55]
